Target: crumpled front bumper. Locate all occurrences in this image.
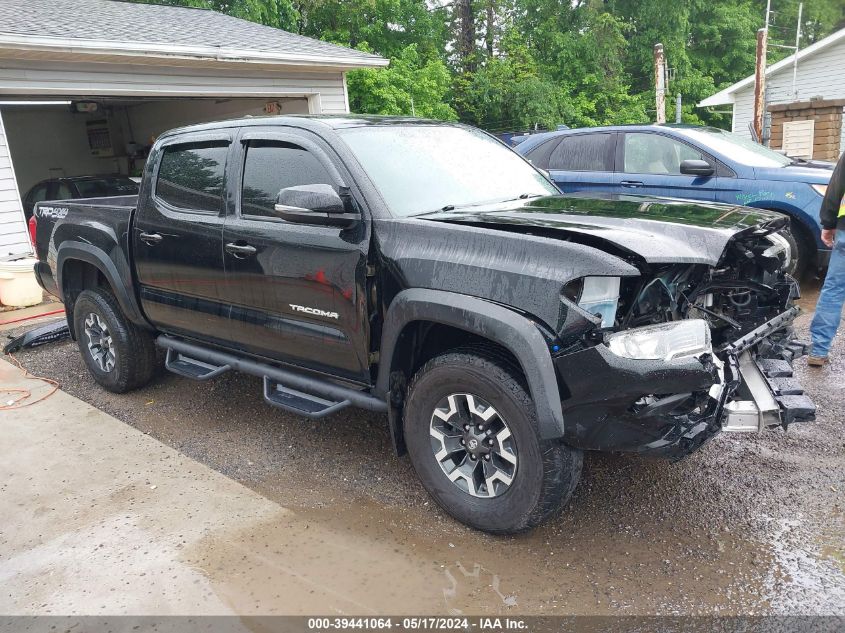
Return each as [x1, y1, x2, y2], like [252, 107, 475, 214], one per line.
[554, 307, 816, 461]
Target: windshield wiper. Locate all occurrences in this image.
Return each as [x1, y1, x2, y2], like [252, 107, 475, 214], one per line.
[412, 194, 545, 217]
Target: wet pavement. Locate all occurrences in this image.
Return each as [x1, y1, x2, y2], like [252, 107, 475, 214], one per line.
[1, 300, 843, 616]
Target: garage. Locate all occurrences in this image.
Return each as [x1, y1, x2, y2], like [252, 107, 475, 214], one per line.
[0, 0, 387, 257]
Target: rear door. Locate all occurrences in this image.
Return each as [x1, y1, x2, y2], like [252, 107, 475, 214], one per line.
[545, 132, 618, 194]
[133, 131, 232, 343]
[219, 127, 371, 383]
[618, 132, 716, 201]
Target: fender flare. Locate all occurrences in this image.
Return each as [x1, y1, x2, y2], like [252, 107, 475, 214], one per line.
[56, 241, 149, 327]
[376, 288, 565, 439]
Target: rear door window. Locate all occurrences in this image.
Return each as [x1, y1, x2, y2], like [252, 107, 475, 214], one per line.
[240, 141, 335, 218]
[156, 142, 229, 212]
[548, 134, 615, 172]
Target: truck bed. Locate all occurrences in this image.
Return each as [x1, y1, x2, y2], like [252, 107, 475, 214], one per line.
[32, 195, 139, 301]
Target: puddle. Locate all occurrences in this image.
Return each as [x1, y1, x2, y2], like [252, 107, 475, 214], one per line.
[761, 515, 845, 615]
[182, 493, 776, 616]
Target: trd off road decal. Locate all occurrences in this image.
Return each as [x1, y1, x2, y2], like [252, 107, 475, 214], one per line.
[37, 206, 70, 220]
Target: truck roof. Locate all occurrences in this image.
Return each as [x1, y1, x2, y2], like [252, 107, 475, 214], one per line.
[158, 114, 460, 140]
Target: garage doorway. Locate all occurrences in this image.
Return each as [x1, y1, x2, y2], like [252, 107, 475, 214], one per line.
[1, 95, 311, 222]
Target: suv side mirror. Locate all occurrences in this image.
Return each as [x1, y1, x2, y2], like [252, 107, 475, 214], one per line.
[273, 184, 360, 227]
[679, 159, 715, 177]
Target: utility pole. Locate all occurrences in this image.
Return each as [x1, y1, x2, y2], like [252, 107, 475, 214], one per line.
[654, 43, 666, 124]
[675, 94, 682, 123]
[792, 3, 803, 100]
[753, 0, 772, 143]
[753, 27, 768, 142]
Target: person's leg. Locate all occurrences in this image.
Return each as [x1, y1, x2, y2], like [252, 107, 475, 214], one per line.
[810, 231, 845, 360]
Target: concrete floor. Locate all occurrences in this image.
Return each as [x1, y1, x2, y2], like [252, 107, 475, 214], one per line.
[0, 359, 477, 616]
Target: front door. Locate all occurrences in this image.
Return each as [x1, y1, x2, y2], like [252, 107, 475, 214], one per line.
[220, 128, 371, 384]
[133, 132, 232, 344]
[618, 132, 716, 202]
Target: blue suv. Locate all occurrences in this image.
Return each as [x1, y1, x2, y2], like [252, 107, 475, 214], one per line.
[516, 124, 834, 275]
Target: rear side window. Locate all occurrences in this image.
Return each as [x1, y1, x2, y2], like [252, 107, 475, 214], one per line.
[156, 142, 228, 212]
[240, 141, 334, 218]
[548, 134, 614, 171]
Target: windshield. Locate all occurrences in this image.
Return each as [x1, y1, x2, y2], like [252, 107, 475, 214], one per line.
[74, 177, 139, 198]
[339, 125, 557, 217]
[680, 127, 792, 168]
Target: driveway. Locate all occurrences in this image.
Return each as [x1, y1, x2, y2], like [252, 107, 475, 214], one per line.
[1, 308, 843, 615]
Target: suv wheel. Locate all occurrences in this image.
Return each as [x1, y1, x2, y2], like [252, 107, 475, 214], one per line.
[73, 287, 157, 393]
[404, 349, 582, 534]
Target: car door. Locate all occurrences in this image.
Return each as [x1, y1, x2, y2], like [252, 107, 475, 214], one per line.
[133, 131, 232, 344]
[220, 127, 371, 384]
[545, 132, 618, 194]
[618, 132, 716, 201]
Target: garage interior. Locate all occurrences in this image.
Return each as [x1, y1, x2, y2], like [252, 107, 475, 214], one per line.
[1, 95, 311, 208]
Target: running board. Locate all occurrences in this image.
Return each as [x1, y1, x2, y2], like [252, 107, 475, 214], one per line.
[156, 336, 387, 417]
[165, 349, 231, 380]
[263, 377, 351, 419]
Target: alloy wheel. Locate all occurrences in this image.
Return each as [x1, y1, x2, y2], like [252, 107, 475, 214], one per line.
[84, 312, 116, 372]
[429, 393, 518, 498]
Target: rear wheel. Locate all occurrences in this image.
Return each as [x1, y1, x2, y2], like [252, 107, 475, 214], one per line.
[403, 349, 582, 534]
[73, 287, 156, 393]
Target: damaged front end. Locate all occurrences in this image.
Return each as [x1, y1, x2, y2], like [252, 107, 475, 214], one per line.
[554, 217, 816, 460]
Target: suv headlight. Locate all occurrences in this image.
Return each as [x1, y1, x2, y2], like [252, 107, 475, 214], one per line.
[607, 319, 712, 362]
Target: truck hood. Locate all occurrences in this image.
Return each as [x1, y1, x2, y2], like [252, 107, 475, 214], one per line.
[421, 193, 787, 266]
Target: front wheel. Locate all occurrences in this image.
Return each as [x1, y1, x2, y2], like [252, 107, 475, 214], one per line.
[403, 349, 582, 534]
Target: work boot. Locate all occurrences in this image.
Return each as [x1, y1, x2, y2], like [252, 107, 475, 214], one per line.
[807, 355, 829, 367]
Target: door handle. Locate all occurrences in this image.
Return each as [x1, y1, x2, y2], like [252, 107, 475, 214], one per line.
[620, 180, 644, 188]
[139, 231, 163, 245]
[225, 242, 257, 258]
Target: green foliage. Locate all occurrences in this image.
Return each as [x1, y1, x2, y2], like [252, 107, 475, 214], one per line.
[346, 44, 457, 119]
[126, 0, 844, 132]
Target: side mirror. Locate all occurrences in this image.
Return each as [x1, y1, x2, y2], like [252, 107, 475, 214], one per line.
[679, 159, 715, 177]
[273, 184, 360, 227]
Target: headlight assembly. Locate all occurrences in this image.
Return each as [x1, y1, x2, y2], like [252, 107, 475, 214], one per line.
[812, 184, 828, 197]
[607, 319, 712, 362]
[563, 276, 621, 328]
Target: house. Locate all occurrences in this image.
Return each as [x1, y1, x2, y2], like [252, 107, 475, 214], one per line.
[0, 0, 387, 257]
[698, 26, 845, 160]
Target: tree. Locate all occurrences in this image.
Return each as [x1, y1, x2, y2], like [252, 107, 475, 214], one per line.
[346, 44, 457, 120]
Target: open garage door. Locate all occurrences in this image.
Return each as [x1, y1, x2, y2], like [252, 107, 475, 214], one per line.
[0, 95, 310, 252]
[0, 110, 28, 257]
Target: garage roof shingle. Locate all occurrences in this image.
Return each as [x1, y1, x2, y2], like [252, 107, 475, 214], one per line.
[0, 0, 386, 67]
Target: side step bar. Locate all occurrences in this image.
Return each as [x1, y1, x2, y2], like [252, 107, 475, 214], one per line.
[156, 336, 387, 418]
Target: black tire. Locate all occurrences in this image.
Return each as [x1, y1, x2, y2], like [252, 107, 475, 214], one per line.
[785, 221, 813, 281]
[73, 287, 156, 393]
[403, 349, 582, 534]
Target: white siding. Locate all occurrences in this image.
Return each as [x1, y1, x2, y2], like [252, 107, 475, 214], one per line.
[729, 36, 845, 153]
[0, 59, 350, 114]
[0, 110, 29, 256]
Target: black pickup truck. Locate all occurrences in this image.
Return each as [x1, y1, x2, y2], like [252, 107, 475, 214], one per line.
[31, 115, 815, 533]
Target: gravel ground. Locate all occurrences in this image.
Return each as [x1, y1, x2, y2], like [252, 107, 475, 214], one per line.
[4, 304, 844, 615]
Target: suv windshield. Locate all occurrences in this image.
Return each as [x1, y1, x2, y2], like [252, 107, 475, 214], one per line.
[74, 177, 139, 198]
[680, 127, 792, 168]
[339, 124, 557, 217]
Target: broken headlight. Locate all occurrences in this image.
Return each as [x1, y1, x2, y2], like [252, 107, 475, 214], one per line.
[763, 232, 792, 269]
[607, 319, 712, 362]
[564, 276, 621, 328]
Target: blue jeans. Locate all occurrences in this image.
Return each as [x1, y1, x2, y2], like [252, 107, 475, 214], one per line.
[810, 231, 845, 357]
